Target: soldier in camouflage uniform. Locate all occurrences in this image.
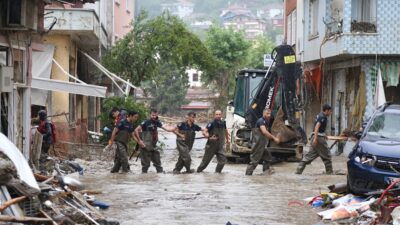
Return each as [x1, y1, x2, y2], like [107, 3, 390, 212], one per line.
[109, 111, 139, 173]
[245, 108, 280, 175]
[296, 104, 333, 175]
[135, 109, 175, 173]
[173, 112, 203, 174]
[197, 110, 230, 173]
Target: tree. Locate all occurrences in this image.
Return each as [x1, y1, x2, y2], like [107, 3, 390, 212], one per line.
[103, 11, 214, 114]
[202, 26, 251, 105]
[246, 36, 276, 69]
[104, 10, 213, 85]
[148, 63, 190, 114]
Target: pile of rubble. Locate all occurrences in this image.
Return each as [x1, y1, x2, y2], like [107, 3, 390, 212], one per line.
[304, 182, 400, 224]
[0, 133, 118, 224]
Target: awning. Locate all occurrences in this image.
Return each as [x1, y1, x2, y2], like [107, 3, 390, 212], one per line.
[31, 44, 107, 103]
[31, 77, 106, 98]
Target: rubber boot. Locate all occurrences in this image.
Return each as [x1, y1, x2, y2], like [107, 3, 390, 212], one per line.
[215, 164, 224, 173]
[245, 170, 253, 176]
[325, 164, 333, 175]
[184, 166, 195, 174]
[295, 162, 306, 174]
[262, 162, 270, 172]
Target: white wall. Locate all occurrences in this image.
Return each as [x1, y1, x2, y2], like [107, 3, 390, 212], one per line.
[186, 68, 202, 87]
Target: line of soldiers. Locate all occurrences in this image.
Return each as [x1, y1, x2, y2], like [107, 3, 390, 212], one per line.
[107, 108, 230, 174]
[106, 104, 334, 175]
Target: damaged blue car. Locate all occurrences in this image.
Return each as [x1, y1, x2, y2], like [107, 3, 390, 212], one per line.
[347, 103, 400, 194]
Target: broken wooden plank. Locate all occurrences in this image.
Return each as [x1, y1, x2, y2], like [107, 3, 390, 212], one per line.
[0, 196, 27, 212]
[0, 215, 52, 223]
[34, 173, 50, 182]
[68, 189, 105, 219]
[326, 136, 348, 141]
[40, 209, 59, 225]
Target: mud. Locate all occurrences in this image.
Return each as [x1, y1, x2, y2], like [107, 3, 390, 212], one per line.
[80, 131, 351, 225]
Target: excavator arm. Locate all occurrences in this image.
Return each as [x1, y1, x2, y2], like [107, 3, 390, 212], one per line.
[244, 44, 306, 144]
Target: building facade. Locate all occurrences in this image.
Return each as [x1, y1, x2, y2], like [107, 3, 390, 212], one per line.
[285, 0, 400, 135]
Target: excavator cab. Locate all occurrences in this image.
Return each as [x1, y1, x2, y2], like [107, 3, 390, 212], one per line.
[226, 69, 271, 159]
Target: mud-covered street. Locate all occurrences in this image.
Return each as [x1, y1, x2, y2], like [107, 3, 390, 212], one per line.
[78, 131, 352, 225]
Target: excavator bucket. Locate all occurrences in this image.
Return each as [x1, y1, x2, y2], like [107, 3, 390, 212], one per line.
[271, 107, 297, 143]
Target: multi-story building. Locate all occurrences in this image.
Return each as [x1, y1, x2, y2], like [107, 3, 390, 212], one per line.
[0, 0, 49, 155]
[39, 0, 136, 147]
[161, 0, 194, 19]
[285, 0, 400, 136]
[220, 4, 268, 40]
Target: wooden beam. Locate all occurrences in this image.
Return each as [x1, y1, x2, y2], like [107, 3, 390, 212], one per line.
[0, 215, 52, 224]
[0, 196, 27, 212]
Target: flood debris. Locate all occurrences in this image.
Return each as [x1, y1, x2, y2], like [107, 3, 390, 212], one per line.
[0, 132, 118, 225]
[305, 180, 400, 224]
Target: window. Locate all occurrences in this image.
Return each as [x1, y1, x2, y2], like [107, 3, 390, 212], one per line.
[192, 73, 198, 82]
[367, 113, 400, 139]
[309, 0, 319, 37]
[351, 0, 377, 32]
[233, 77, 246, 117]
[287, 14, 292, 44]
[13, 49, 25, 84]
[286, 10, 297, 45]
[126, 0, 131, 13]
[115, 0, 120, 6]
[0, 47, 8, 66]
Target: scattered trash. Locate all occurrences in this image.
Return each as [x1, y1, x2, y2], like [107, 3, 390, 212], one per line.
[304, 180, 400, 224]
[0, 132, 118, 224]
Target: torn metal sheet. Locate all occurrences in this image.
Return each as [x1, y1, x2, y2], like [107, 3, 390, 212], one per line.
[0, 133, 40, 196]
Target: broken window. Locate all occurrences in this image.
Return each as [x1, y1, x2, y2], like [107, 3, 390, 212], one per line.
[0, 47, 8, 136]
[309, 0, 319, 37]
[325, 0, 343, 36]
[192, 73, 198, 82]
[351, 0, 377, 33]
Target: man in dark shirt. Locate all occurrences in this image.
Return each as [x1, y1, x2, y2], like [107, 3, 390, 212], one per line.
[197, 110, 230, 173]
[245, 108, 280, 175]
[173, 111, 203, 174]
[135, 109, 175, 173]
[109, 107, 127, 127]
[295, 104, 333, 174]
[37, 110, 53, 155]
[109, 111, 139, 173]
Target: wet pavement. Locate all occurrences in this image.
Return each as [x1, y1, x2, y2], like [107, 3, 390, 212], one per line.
[80, 131, 353, 225]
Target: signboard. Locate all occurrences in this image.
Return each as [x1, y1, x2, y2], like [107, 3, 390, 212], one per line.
[284, 55, 296, 64]
[263, 54, 273, 67]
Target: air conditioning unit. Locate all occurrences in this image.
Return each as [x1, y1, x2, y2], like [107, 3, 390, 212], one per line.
[0, 65, 13, 93]
[0, 0, 38, 30]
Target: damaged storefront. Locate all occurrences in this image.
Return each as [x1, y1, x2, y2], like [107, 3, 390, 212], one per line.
[303, 57, 400, 140]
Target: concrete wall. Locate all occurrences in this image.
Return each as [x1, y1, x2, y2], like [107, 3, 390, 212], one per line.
[113, 0, 134, 42]
[303, 0, 400, 62]
[43, 35, 70, 119]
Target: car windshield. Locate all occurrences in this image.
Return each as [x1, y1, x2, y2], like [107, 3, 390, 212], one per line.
[367, 112, 400, 139]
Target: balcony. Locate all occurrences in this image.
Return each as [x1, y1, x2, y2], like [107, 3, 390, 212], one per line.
[44, 8, 108, 50]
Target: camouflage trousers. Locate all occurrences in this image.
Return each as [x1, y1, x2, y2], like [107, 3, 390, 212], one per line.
[111, 141, 129, 173]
